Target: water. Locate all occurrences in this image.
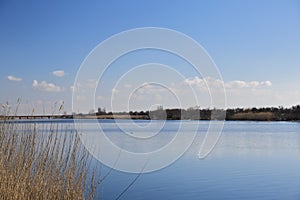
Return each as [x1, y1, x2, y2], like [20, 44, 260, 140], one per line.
[11, 120, 300, 199]
[94, 121, 300, 200]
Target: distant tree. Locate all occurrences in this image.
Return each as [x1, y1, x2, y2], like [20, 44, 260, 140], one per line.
[251, 107, 258, 113]
[97, 107, 106, 115]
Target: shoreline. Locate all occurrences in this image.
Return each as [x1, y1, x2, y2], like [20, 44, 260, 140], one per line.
[2, 106, 300, 122]
[1, 114, 300, 122]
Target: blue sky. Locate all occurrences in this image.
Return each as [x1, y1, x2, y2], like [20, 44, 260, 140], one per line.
[1, 0, 300, 114]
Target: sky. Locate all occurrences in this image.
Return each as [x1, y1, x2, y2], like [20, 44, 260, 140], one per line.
[0, 0, 300, 114]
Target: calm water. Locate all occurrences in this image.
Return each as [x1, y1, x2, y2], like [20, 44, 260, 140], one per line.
[94, 120, 300, 200]
[13, 120, 300, 199]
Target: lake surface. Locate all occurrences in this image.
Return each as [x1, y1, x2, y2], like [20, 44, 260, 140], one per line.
[14, 120, 300, 199]
[92, 120, 300, 200]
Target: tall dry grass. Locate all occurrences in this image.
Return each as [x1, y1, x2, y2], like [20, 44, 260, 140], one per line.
[0, 108, 98, 199]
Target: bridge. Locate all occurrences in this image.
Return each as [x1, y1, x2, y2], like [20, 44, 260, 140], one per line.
[0, 115, 73, 120]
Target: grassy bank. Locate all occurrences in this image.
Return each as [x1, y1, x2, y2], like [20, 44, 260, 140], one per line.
[0, 114, 98, 199]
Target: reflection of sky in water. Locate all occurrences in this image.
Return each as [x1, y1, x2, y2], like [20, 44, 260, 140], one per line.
[83, 120, 209, 153]
[95, 121, 300, 200]
[212, 122, 300, 157]
[9, 120, 300, 199]
[78, 120, 300, 156]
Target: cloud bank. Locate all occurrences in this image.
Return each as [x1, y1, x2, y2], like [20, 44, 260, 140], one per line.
[184, 76, 272, 90]
[32, 80, 62, 92]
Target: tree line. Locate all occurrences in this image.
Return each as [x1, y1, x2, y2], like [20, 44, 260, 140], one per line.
[93, 105, 300, 121]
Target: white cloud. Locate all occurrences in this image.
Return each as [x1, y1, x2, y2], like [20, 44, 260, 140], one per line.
[96, 77, 276, 111]
[184, 76, 272, 90]
[264, 81, 272, 87]
[52, 70, 65, 77]
[184, 76, 224, 91]
[32, 80, 62, 92]
[225, 80, 272, 89]
[7, 75, 22, 81]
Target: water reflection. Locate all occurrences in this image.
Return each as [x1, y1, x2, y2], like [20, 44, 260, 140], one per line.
[8, 120, 300, 199]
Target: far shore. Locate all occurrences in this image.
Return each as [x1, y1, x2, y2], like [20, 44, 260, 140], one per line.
[2, 105, 300, 122]
[1, 108, 300, 122]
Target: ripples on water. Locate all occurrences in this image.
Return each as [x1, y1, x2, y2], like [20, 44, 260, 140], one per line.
[97, 121, 300, 200]
[8, 120, 300, 199]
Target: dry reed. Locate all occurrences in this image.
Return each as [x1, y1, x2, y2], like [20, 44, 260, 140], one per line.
[0, 107, 98, 199]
